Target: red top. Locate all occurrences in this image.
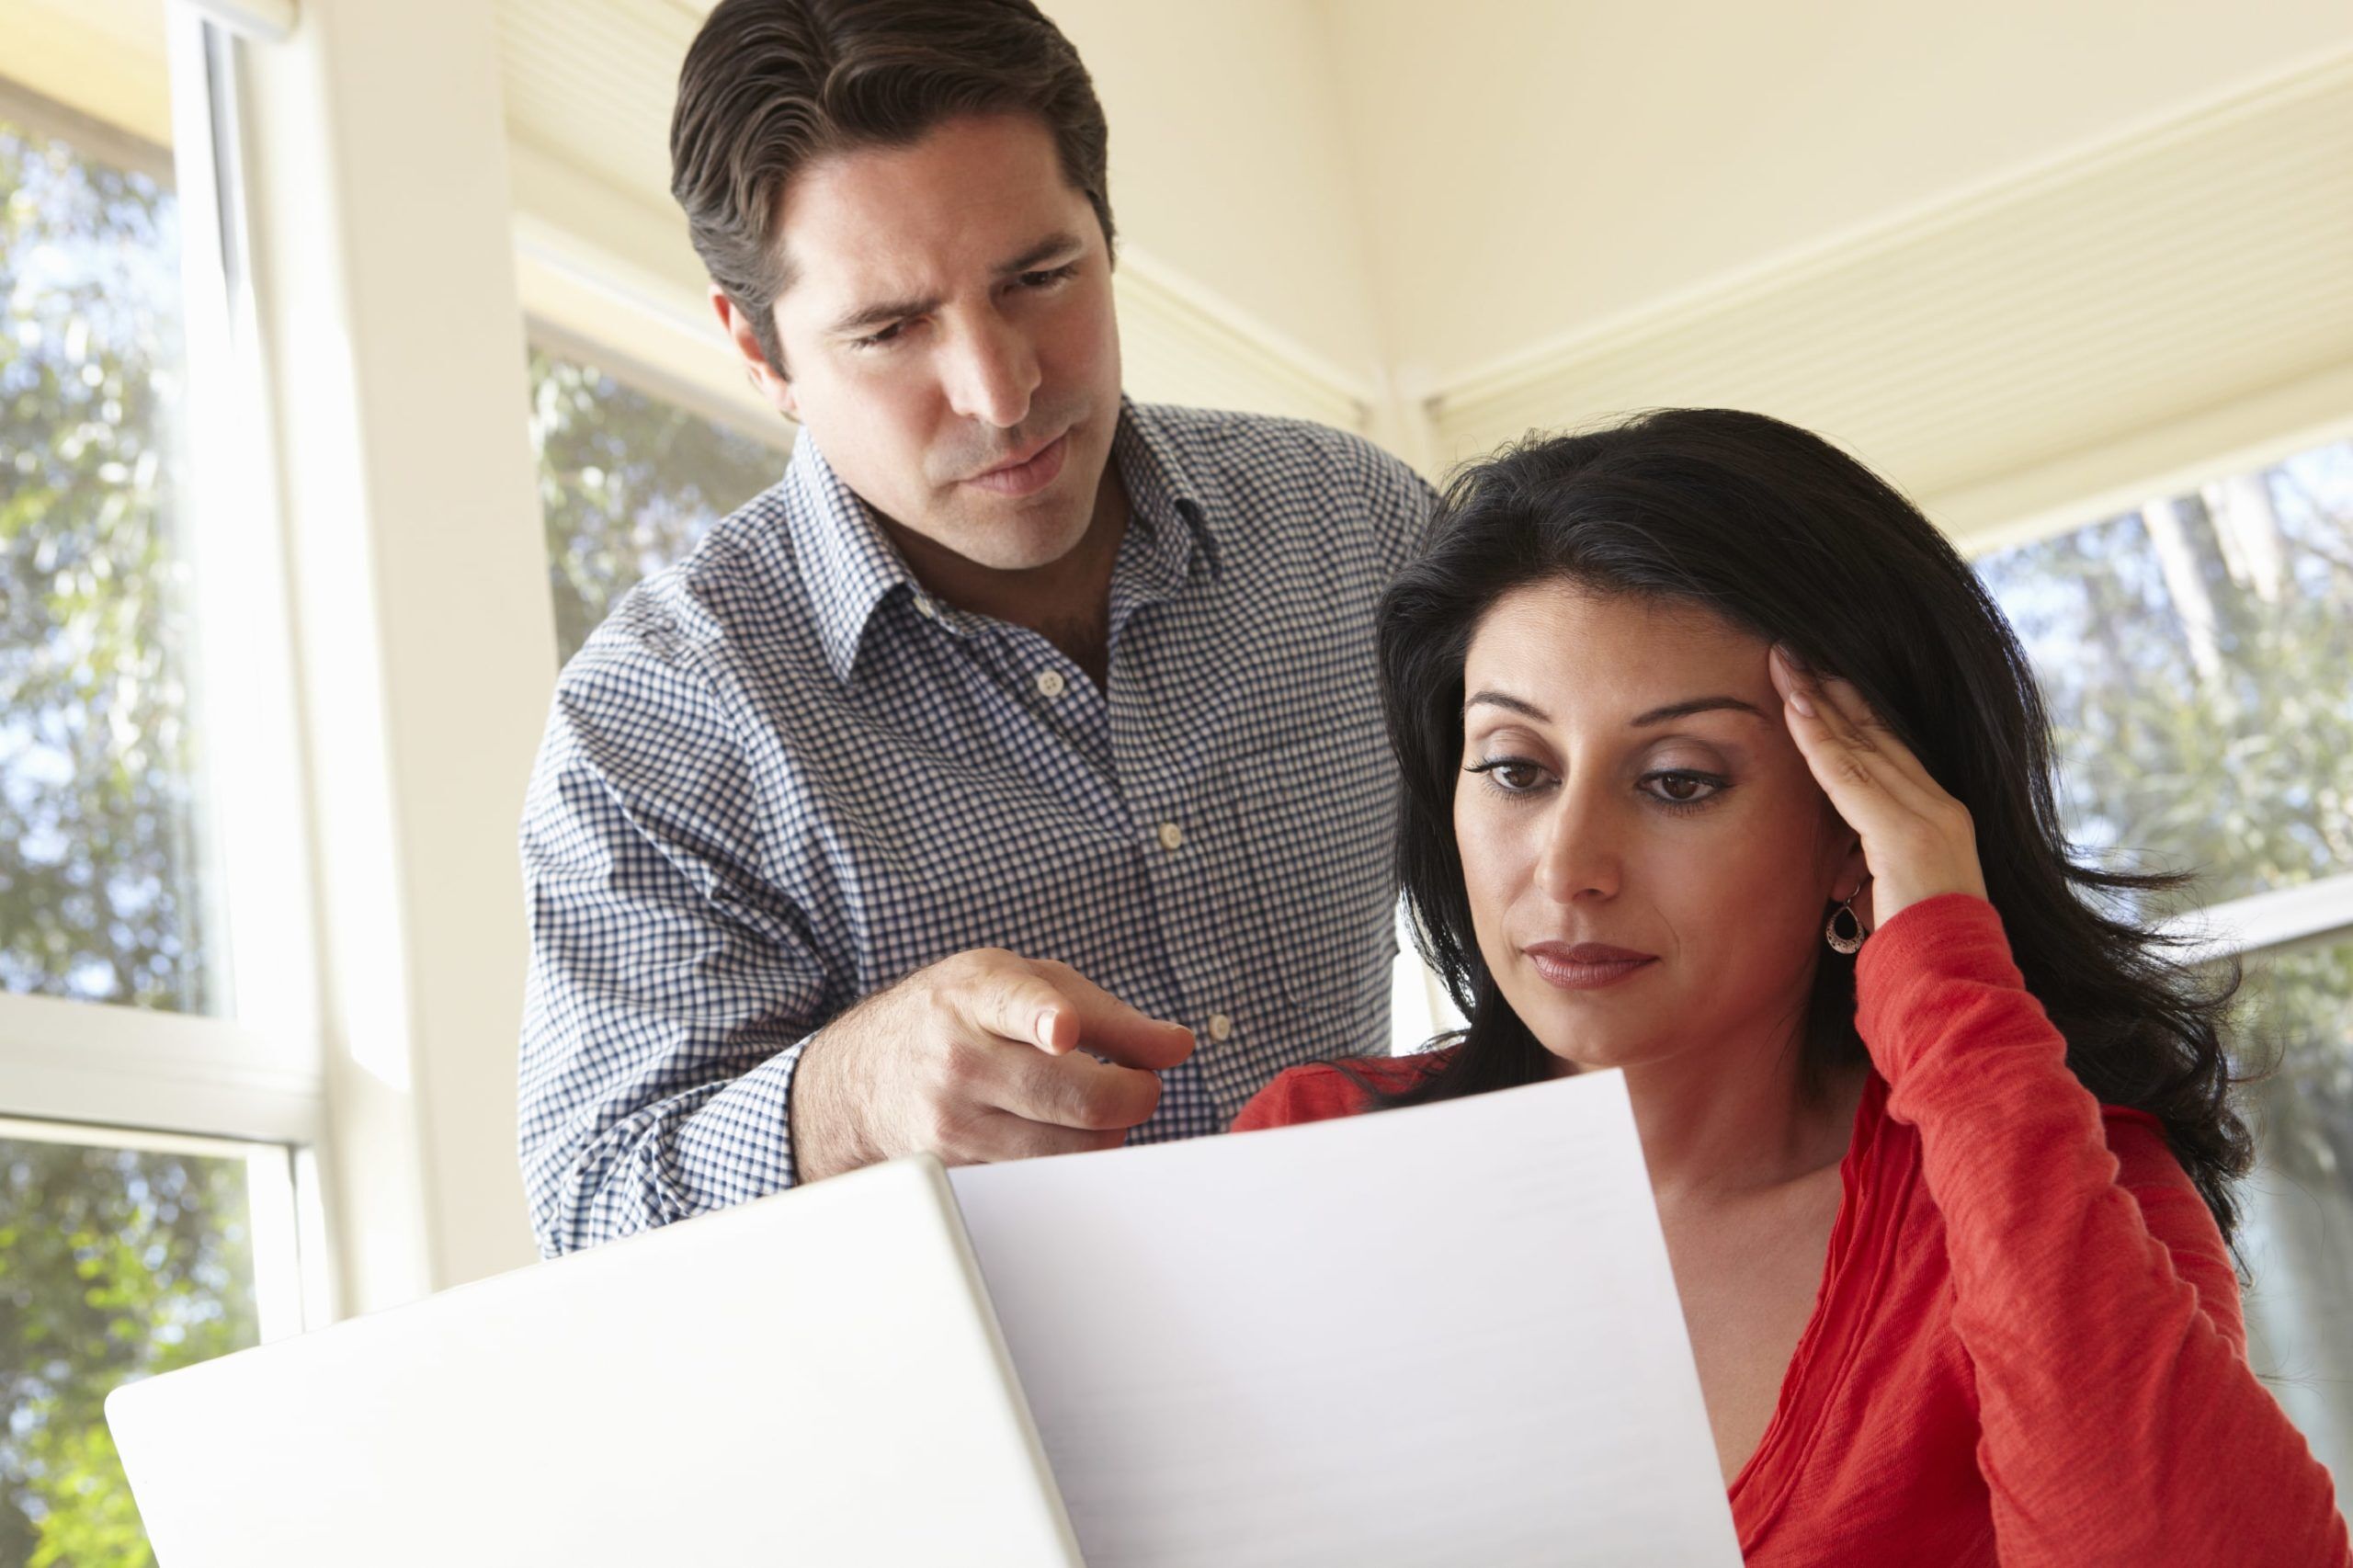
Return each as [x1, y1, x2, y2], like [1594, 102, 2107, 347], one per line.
[1232, 894, 2351, 1565]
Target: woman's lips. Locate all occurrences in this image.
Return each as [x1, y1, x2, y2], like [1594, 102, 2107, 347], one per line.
[1523, 942, 1659, 991]
[963, 431, 1070, 497]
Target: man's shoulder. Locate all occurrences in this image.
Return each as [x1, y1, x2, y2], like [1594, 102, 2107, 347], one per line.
[562, 481, 809, 687]
[1133, 402, 1438, 576]
[1133, 401, 1425, 494]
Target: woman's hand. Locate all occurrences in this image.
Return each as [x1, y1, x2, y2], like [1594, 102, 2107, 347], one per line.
[1768, 645, 1988, 929]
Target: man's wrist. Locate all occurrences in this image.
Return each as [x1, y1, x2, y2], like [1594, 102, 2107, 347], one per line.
[785, 1015, 883, 1184]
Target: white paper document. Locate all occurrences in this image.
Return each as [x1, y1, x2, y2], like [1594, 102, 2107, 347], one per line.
[949, 1067, 1744, 1567]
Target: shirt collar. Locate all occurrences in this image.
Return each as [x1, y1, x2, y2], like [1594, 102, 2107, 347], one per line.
[788, 397, 1223, 684]
[781, 431, 921, 685]
[1110, 396, 1223, 599]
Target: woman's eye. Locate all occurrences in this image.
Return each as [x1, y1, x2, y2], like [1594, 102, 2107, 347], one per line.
[1641, 770, 1727, 807]
[1468, 758, 1549, 793]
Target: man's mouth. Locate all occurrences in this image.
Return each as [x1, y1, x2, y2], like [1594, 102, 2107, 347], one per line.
[963, 431, 1071, 498]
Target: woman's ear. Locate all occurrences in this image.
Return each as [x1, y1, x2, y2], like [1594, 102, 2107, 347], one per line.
[1835, 835, 1874, 932]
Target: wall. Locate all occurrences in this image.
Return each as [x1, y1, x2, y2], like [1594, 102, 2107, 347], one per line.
[1326, 0, 2353, 383]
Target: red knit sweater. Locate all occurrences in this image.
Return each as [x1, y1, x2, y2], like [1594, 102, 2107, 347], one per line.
[1231, 894, 2351, 1565]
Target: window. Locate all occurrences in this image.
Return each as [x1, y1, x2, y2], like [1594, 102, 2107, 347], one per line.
[1976, 435, 2353, 1488]
[0, 1119, 297, 1559]
[2, 11, 315, 1562]
[1, 66, 211, 1016]
[527, 338, 790, 665]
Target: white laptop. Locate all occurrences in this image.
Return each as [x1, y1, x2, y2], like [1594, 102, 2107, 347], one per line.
[107, 1155, 1083, 1567]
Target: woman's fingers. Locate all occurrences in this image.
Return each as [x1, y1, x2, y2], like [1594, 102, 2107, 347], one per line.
[1772, 650, 1942, 812]
[1807, 667, 1948, 802]
[1769, 645, 1987, 924]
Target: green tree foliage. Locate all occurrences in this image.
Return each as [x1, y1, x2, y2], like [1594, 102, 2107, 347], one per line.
[0, 1139, 260, 1565]
[529, 346, 788, 665]
[0, 114, 209, 1015]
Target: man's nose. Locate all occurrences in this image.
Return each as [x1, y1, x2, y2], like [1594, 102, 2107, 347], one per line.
[941, 313, 1040, 429]
[1531, 780, 1622, 904]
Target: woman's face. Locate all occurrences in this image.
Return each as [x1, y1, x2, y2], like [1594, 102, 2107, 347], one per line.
[1454, 581, 1862, 1075]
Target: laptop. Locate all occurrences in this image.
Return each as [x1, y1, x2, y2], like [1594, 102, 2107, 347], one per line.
[107, 1155, 1082, 1566]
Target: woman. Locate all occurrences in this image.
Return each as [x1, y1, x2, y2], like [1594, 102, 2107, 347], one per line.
[1233, 410, 2350, 1564]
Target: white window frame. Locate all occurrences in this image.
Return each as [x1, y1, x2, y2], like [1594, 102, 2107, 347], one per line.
[0, 6, 324, 1333]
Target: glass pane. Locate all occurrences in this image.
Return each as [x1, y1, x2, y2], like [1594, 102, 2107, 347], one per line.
[1976, 439, 2353, 910]
[1, 63, 217, 1014]
[2236, 939, 2353, 1494]
[0, 1130, 267, 1565]
[528, 344, 789, 665]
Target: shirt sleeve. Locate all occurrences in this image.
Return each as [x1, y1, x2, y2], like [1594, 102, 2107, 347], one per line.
[517, 631, 835, 1257]
[1320, 423, 1443, 589]
[1858, 893, 2351, 1566]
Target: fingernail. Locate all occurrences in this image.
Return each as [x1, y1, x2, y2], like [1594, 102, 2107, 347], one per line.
[1036, 1009, 1060, 1048]
[1786, 686, 1815, 716]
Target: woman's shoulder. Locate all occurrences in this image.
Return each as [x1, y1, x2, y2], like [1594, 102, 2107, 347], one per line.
[1229, 1048, 1461, 1133]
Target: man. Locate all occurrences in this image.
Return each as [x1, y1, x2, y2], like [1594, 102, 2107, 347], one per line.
[518, 0, 1436, 1256]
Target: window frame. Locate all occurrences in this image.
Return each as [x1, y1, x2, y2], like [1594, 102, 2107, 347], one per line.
[0, 2, 330, 1401]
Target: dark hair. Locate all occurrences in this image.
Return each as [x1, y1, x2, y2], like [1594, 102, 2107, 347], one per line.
[1372, 408, 2254, 1239]
[670, 0, 1116, 376]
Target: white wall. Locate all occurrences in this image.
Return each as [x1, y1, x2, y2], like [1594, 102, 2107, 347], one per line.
[1324, 0, 2353, 385]
[1048, 0, 1385, 386]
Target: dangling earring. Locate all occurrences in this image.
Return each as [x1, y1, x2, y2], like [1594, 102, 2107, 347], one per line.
[1824, 895, 1866, 955]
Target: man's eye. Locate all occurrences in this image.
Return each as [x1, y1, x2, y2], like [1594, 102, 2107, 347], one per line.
[1018, 264, 1079, 290]
[854, 322, 906, 350]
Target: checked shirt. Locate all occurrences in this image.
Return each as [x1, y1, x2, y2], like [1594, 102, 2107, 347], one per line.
[518, 399, 1437, 1256]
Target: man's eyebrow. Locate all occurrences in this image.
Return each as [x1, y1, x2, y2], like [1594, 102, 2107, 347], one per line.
[824, 233, 1088, 338]
[828, 292, 937, 337]
[1629, 696, 1768, 726]
[995, 231, 1086, 278]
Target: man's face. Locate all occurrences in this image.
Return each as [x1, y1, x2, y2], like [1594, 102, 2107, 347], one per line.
[738, 112, 1122, 572]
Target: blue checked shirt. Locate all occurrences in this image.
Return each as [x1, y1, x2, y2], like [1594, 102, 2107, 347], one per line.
[518, 399, 1437, 1256]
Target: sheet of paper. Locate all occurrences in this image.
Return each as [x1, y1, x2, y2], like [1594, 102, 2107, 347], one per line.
[948, 1068, 1743, 1567]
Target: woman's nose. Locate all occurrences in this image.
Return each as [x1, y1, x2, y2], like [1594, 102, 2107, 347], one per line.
[1531, 783, 1621, 904]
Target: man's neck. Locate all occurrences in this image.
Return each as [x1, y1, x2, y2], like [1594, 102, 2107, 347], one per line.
[882, 464, 1131, 687]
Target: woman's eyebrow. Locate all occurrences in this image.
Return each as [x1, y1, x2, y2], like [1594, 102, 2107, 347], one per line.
[1463, 692, 1769, 726]
[1463, 690, 1550, 722]
[1630, 696, 1768, 727]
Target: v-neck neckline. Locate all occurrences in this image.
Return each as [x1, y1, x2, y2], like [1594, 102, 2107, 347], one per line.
[1725, 1072, 1895, 1521]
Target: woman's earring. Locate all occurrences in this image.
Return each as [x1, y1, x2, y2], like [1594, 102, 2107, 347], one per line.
[1824, 898, 1867, 955]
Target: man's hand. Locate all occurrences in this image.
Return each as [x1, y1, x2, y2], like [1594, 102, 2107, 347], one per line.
[789, 949, 1196, 1182]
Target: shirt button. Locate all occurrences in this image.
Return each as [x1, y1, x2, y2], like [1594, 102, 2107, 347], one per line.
[1036, 669, 1067, 699]
[1208, 1013, 1233, 1042]
[1156, 821, 1185, 853]
[914, 596, 938, 619]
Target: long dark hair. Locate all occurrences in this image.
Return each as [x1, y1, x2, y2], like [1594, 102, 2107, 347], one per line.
[1373, 408, 2253, 1239]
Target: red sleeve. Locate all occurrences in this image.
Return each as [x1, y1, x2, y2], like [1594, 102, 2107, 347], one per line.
[1229, 1056, 1442, 1132]
[1859, 894, 2349, 1566]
